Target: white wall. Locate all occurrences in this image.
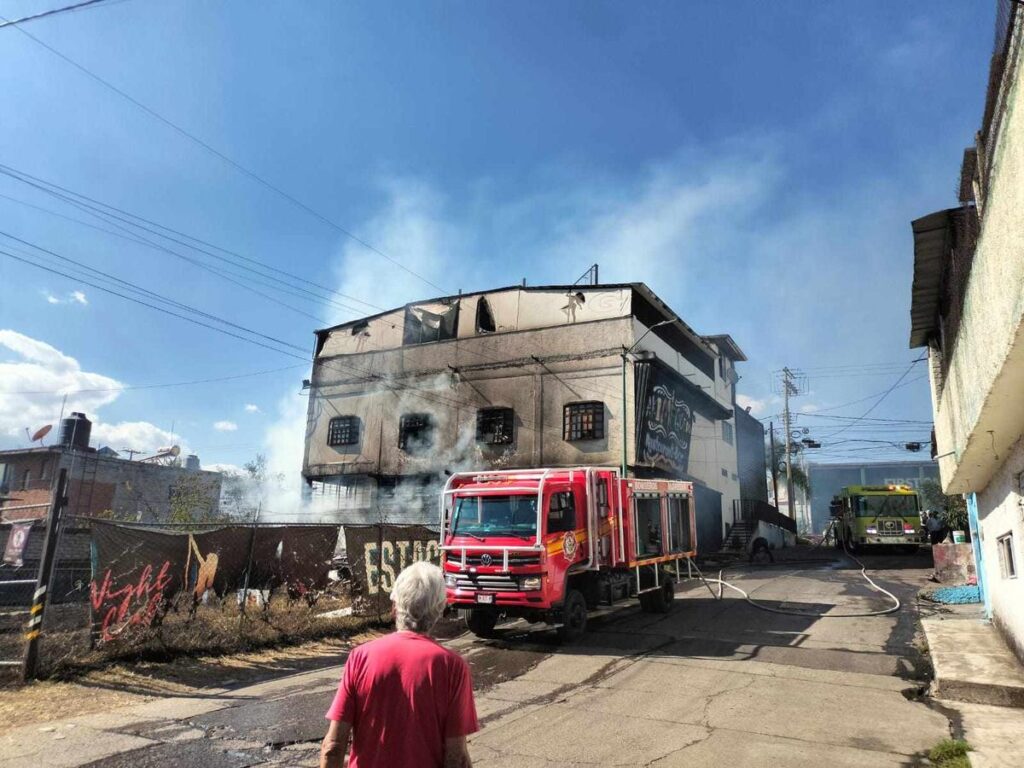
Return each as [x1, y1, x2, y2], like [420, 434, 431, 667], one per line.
[976, 436, 1024, 661]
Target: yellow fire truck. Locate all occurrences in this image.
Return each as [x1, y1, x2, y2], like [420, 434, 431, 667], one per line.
[830, 485, 923, 553]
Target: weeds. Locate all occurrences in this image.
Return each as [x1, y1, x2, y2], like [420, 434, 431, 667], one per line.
[929, 739, 971, 767]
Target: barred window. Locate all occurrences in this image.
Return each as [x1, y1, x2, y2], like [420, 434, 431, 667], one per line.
[722, 420, 734, 445]
[476, 407, 514, 445]
[563, 401, 604, 441]
[399, 413, 434, 452]
[327, 416, 359, 447]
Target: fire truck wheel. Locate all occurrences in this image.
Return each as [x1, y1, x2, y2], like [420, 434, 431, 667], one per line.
[465, 610, 498, 638]
[654, 579, 674, 613]
[558, 590, 588, 642]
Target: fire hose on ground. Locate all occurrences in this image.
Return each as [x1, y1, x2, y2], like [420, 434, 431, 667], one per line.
[696, 530, 902, 618]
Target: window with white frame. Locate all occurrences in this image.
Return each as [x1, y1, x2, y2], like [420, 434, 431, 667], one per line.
[722, 420, 734, 445]
[997, 532, 1017, 579]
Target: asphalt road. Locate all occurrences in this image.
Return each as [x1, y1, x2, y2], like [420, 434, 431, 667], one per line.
[1, 548, 956, 767]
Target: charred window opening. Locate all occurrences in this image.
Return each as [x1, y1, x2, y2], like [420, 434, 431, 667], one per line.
[475, 296, 496, 333]
[403, 302, 460, 346]
[327, 416, 360, 447]
[563, 401, 605, 441]
[350, 321, 369, 337]
[476, 407, 514, 445]
[399, 413, 434, 453]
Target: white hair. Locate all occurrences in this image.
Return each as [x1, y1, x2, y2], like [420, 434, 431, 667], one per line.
[390, 561, 447, 633]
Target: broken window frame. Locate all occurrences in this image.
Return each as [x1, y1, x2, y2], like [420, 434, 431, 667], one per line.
[475, 296, 496, 334]
[563, 401, 605, 442]
[476, 407, 514, 445]
[398, 413, 435, 453]
[327, 415, 360, 447]
[402, 302, 460, 346]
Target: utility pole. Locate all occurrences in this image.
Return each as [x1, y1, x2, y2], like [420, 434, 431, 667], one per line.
[769, 422, 779, 506]
[22, 469, 68, 681]
[781, 367, 799, 519]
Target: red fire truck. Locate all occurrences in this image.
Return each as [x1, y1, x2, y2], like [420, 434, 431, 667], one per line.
[440, 467, 697, 641]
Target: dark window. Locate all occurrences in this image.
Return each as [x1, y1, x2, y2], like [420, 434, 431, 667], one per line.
[563, 401, 604, 441]
[668, 496, 692, 553]
[22, 470, 31, 490]
[548, 491, 576, 533]
[475, 297, 496, 333]
[399, 413, 434, 452]
[327, 416, 359, 446]
[403, 303, 459, 345]
[635, 496, 662, 556]
[722, 421, 734, 445]
[721, 468, 729, 478]
[476, 407, 514, 445]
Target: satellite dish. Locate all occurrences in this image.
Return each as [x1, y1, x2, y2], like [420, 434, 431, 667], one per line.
[31, 424, 53, 444]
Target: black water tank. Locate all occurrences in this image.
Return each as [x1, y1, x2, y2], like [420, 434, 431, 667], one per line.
[59, 412, 91, 450]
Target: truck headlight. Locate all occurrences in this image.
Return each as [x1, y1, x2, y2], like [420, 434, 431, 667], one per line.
[444, 573, 459, 588]
[520, 576, 541, 591]
[866, 526, 878, 535]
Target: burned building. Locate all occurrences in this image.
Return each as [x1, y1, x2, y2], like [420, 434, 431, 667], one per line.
[0, 413, 222, 524]
[302, 283, 762, 549]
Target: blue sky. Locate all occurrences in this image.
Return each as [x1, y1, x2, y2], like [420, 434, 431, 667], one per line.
[0, 0, 995, 479]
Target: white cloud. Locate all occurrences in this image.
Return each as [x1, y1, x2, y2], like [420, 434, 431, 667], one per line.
[91, 421, 187, 455]
[40, 289, 89, 306]
[203, 462, 246, 476]
[0, 330, 190, 455]
[213, 420, 238, 432]
[244, 403, 261, 414]
[736, 394, 768, 416]
[0, 330, 122, 441]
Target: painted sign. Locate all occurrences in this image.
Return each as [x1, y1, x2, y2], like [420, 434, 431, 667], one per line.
[634, 361, 697, 476]
[343, 524, 440, 616]
[3, 523, 32, 567]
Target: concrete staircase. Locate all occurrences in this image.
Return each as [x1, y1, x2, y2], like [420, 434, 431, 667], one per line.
[723, 521, 755, 551]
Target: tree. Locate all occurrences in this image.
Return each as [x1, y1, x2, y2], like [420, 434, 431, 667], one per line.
[919, 478, 969, 533]
[767, 439, 811, 496]
[169, 474, 223, 523]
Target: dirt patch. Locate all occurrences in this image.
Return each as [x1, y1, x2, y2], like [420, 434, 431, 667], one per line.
[0, 631, 389, 733]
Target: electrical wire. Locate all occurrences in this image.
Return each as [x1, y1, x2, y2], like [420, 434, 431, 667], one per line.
[3, 29, 447, 293]
[0, 0, 120, 30]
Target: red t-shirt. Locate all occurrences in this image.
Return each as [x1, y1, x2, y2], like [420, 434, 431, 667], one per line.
[326, 631, 479, 768]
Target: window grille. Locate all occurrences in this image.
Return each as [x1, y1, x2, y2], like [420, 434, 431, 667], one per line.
[476, 408, 514, 445]
[563, 402, 604, 441]
[327, 416, 359, 447]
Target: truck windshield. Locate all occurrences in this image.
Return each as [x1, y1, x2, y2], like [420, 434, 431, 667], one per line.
[854, 494, 919, 517]
[451, 495, 538, 538]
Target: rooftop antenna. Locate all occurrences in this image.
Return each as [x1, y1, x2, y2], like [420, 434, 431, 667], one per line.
[572, 263, 599, 286]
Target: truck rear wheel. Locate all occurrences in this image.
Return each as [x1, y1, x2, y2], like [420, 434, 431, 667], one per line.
[465, 610, 498, 638]
[557, 590, 588, 642]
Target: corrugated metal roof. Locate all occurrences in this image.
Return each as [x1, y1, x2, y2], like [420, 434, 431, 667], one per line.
[909, 209, 956, 349]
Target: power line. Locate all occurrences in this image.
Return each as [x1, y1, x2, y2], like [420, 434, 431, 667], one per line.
[818, 360, 926, 440]
[5, 27, 446, 293]
[0, 164, 381, 316]
[0, 0, 120, 30]
[0, 364, 308, 395]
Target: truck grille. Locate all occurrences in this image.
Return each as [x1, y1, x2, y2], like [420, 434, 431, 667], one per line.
[879, 520, 903, 536]
[451, 574, 519, 592]
[460, 553, 540, 567]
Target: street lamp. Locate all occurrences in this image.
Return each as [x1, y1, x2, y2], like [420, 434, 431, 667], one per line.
[621, 318, 677, 478]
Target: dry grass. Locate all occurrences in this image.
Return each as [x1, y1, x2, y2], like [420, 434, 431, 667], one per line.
[19, 586, 376, 680]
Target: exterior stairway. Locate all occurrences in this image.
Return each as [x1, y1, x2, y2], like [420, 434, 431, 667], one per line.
[723, 521, 755, 551]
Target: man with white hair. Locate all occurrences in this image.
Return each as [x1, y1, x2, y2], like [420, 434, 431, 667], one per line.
[320, 561, 478, 768]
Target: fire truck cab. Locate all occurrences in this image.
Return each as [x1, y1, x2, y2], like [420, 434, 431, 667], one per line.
[440, 467, 696, 640]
